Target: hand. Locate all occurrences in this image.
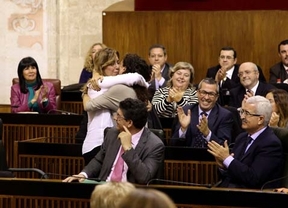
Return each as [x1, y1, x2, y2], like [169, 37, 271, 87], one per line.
[177, 106, 191, 131]
[215, 67, 227, 82]
[152, 64, 162, 81]
[269, 112, 280, 127]
[90, 72, 103, 91]
[274, 188, 288, 193]
[118, 126, 132, 151]
[34, 85, 43, 101]
[196, 114, 210, 136]
[167, 87, 185, 103]
[146, 100, 152, 112]
[62, 173, 86, 182]
[207, 140, 230, 169]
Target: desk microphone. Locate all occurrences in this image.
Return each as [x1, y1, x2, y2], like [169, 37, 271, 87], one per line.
[146, 178, 213, 188]
[260, 174, 288, 191]
[47, 109, 78, 115]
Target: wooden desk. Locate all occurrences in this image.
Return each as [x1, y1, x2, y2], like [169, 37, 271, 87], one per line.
[14, 140, 219, 184]
[0, 113, 83, 168]
[0, 178, 287, 208]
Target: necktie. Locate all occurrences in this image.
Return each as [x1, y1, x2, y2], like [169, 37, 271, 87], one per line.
[193, 112, 208, 148]
[240, 136, 253, 157]
[110, 147, 125, 182]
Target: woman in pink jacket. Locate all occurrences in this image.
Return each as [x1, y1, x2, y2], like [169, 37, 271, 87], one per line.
[10, 57, 56, 113]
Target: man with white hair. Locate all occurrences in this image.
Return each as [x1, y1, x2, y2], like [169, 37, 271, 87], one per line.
[229, 62, 275, 108]
[208, 96, 283, 189]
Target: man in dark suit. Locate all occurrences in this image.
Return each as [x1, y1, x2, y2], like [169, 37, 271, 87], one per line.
[207, 47, 266, 106]
[208, 96, 283, 189]
[63, 98, 165, 184]
[269, 39, 288, 84]
[172, 78, 233, 147]
[229, 62, 275, 108]
[147, 44, 171, 100]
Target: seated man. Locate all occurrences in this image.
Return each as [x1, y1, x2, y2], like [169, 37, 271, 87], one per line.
[172, 78, 233, 147]
[229, 62, 275, 108]
[147, 44, 171, 100]
[208, 96, 284, 189]
[269, 39, 288, 84]
[63, 98, 165, 184]
[207, 47, 266, 106]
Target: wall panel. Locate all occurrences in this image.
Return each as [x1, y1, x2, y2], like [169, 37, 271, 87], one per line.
[103, 10, 288, 84]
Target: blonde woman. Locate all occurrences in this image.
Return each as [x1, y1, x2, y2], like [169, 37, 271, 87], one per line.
[152, 61, 198, 118]
[79, 42, 107, 83]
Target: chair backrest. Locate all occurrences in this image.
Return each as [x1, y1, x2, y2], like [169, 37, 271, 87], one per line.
[12, 78, 61, 110]
[270, 127, 288, 187]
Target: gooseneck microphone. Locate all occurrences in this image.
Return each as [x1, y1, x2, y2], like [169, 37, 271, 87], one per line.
[260, 174, 288, 191]
[47, 109, 78, 115]
[146, 178, 213, 188]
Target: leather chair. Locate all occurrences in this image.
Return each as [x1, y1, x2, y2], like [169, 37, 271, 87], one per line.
[12, 78, 61, 110]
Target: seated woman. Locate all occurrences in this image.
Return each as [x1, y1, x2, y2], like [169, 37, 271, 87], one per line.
[79, 42, 107, 83]
[151, 61, 198, 118]
[266, 88, 288, 127]
[10, 57, 56, 113]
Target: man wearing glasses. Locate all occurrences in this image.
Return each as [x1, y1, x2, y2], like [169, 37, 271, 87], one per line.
[172, 77, 233, 147]
[229, 62, 275, 108]
[207, 96, 283, 188]
[206, 47, 266, 106]
[63, 98, 165, 184]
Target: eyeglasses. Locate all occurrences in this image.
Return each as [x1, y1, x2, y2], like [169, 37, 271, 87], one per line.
[113, 113, 126, 121]
[237, 108, 261, 117]
[219, 55, 234, 60]
[198, 90, 218, 98]
[238, 70, 257, 77]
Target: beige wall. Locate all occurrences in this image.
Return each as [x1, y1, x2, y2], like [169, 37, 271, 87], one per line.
[0, 0, 123, 104]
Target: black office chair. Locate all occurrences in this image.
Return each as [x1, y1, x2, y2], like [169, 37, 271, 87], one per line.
[0, 118, 48, 178]
[270, 127, 288, 187]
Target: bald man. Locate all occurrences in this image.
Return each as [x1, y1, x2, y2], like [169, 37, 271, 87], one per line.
[229, 62, 275, 108]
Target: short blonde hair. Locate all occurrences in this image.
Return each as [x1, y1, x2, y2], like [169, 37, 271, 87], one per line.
[90, 182, 135, 208]
[118, 188, 176, 208]
[167, 61, 194, 88]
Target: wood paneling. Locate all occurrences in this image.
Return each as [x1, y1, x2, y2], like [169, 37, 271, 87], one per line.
[103, 10, 288, 84]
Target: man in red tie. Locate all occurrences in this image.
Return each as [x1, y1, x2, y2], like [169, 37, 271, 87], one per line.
[63, 98, 165, 184]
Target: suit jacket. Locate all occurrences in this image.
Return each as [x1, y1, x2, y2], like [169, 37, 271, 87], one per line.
[229, 82, 276, 108]
[269, 62, 288, 84]
[82, 127, 165, 184]
[172, 103, 233, 147]
[148, 63, 171, 100]
[206, 64, 241, 89]
[10, 81, 56, 113]
[206, 64, 267, 106]
[219, 127, 284, 189]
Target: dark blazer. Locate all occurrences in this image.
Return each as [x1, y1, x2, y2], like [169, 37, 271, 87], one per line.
[206, 64, 267, 86]
[82, 127, 165, 184]
[172, 103, 233, 147]
[229, 82, 276, 108]
[206, 64, 241, 89]
[218, 127, 284, 189]
[148, 63, 171, 100]
[206, 64, 267, 106]
[269, 62, 288, 84]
